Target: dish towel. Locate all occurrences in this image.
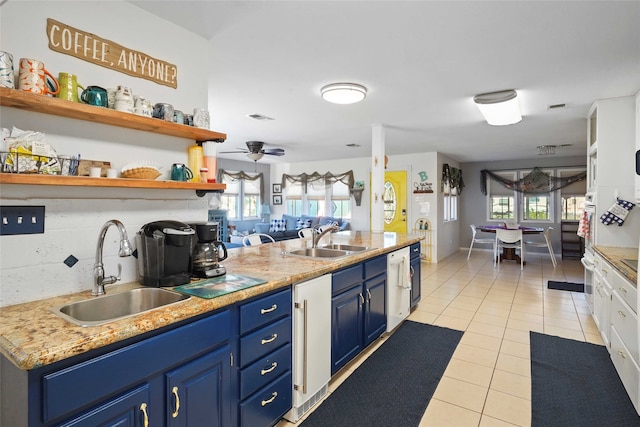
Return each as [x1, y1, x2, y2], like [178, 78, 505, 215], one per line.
[577, 209, 590, 239]
[600, 197, 636, 226]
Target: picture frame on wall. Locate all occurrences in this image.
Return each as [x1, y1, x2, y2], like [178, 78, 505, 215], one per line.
[273, 195, 282, 205]
[273, 183, 282, 193]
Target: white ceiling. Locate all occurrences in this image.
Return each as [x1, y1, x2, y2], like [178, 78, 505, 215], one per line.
[130, 1, 640, 165]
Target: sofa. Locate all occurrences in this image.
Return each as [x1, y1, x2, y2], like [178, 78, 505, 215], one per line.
[254, 214, 351, 242]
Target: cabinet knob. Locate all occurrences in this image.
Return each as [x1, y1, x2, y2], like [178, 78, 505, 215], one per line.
[261, 304, 278, 314]
[618, 310, 626, 318]
[261, 361, 278, 375]
[171, 386, 181, 418]
[261, 392, 278, 406]
[261, 333, 278, 345]
[140, 402, 149, 427]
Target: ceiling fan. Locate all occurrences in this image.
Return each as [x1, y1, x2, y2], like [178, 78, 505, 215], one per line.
[220, 141, 285, 161]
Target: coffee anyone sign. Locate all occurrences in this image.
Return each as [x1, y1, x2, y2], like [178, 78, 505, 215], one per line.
[46, 18, 178, 89]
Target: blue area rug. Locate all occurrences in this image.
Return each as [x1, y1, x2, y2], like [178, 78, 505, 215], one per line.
[531, 332, 640, 426]
[300, 321, 463, 427]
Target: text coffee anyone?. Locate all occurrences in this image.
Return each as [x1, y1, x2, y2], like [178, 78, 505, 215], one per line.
[46, 18, 178, 89]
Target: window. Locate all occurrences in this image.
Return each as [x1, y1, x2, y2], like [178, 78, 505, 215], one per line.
[220, 171, 262, 220]
[520, 169, 553, 221]
[559, 168, 587, 220]
[487, 171, 516, 220]
[285, 179, 352, 219]
[444, 194, 458, 222]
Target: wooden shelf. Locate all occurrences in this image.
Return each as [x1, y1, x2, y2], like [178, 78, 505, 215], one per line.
[0, 87, 226, 143]
[0, 174, 226, 193]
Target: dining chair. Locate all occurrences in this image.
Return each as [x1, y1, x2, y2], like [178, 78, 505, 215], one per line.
[525, 227, 556, 267]
[495, 229, 524, 270]
[242, 233, 276, 246]
[298, 228, 314, 239]
[467, 224, 495, 260]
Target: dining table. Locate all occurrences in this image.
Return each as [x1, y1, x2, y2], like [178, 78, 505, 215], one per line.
[477, 225, 544, 265]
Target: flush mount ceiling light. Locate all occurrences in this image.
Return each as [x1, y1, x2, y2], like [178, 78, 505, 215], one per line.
[537, 145, 556, 156]
[321, 83, 367, 104]
[246, 152, 264, 161]
[473, 89, 522, 126]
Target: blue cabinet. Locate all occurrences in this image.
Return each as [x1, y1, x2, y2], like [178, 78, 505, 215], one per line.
[331, 254, 387, 375]
[410, 242, 422, 308]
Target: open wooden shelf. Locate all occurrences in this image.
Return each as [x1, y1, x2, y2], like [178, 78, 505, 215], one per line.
[0, 87, 226, 143]
[0, 173, 226, 192]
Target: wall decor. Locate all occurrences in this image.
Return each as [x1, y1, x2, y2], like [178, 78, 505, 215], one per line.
[46, 18, 178, 88]
[272, 183, 282, 193]
[273, 195, 282, 205]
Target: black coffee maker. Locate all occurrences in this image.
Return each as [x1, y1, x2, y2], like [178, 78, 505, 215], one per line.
[137, 220, 195, 287]
[190, 222, 228, 278]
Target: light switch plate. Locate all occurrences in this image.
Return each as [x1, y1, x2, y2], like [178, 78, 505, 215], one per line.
[0, 206, 45, 235]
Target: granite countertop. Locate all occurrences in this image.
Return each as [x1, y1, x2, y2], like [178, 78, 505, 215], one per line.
[0, 231, 421, 370]
[593, 245, 638, 285]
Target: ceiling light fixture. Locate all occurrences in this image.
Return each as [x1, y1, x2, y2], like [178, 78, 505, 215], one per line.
[473, 89, 522, 126]
[537, 145, 556, 156]
[246, 152, 264, 161]
[321, 83, 367, 104]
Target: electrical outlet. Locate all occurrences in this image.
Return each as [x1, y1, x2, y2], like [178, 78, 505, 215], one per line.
[0, 206, 45, 235]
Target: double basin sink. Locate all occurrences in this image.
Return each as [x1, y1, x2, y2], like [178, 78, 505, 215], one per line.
[53, 244, 370, 327]
[287, 243, 370, 258]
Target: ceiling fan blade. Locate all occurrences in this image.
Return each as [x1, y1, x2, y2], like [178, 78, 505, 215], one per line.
[220, 150, 249, 154]
[263, 148, 285, 156]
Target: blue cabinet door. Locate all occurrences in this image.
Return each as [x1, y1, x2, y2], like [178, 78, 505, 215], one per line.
[166, 344, 232, 427]
[59, 384, 151, 427]
[364, 274, 386, 346]
[410, 256, 421, 308]
[331, 285, 364, 374]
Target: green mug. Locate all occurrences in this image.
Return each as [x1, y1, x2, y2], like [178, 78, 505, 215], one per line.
[81, 85, 108, 107]
[57, 72, 85, 102]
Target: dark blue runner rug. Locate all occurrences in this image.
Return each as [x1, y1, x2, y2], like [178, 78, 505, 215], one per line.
[531, 332, 640, 426]
[300, 321, 463, 427]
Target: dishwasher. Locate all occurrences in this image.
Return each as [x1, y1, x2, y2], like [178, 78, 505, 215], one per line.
[387, 247, 411, 332]
[284, 274, 331, 422]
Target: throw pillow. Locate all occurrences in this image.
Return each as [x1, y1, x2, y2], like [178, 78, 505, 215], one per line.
[269, 219, 286, 232]
[295, 218, 312, 230]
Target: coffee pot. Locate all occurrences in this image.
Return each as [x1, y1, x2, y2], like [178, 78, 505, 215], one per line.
[191, 223, 228, 278]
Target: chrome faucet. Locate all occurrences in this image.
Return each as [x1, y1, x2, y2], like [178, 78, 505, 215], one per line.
[312, 225, 339, 248]
[93, 220, 133, 296]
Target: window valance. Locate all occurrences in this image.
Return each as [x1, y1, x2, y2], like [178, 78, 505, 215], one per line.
[442, 164, 465, 195]
[281, 170, 355, 193]
[217, 169, 265, 204]
[480, 167, 586, 195]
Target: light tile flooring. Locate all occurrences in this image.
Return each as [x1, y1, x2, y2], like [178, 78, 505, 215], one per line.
[278, 250, 595, 427]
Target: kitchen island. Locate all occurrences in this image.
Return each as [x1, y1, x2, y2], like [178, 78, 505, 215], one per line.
[0, 231, 421, 427]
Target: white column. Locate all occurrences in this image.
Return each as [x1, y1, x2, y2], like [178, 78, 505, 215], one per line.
[371, 124, 385, 232]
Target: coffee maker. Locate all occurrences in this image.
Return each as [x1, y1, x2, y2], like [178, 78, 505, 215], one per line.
[190, 222, 228, 278]
[137, 220, 195, 287]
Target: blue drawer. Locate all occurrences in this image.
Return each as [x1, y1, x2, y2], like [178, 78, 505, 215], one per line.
[364, 254, 386, 279]
[240, 343, 292, 400]
[240, 372, 292, 427]
[240, 317, 292, 367]
[240, 289, 291, 335]
[332, 264, 362, 295]
[410, 242, 421, 259]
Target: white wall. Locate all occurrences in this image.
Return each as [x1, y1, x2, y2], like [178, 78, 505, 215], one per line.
[0, 1, 213, 306]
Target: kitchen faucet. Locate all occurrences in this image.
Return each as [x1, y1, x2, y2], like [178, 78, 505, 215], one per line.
[312, 224, 339, 248]
[93, 220, 133, 296]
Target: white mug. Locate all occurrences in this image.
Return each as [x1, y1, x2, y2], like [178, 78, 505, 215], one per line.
[0, 51, 15, 89]
[114, 85, 134, 113]
[193, 108, 210, 129]
[89, 167, 102, 177]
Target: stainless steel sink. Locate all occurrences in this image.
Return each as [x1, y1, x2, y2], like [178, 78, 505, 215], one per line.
[320, 244, 369, 252]
[287, 248, 350, 258]
[53, 288, 190, 327]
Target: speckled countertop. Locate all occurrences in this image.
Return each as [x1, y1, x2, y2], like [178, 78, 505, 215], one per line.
[593, 245, 638, 285]
[0, 231, 421, 370]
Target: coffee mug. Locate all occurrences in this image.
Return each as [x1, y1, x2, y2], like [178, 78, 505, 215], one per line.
[18, 58, 60, 95]
[114, 85, 134, 112]
[193, 108, 210, 129]
[173, 110, 184, 124]
[153, 103, 174, 121]
[57, 72, 85, 102]
[0, 51, 15, 89]
[81, 85, 108, 107]
[134, 96, 152, 117]
[170, 163, 193, 181]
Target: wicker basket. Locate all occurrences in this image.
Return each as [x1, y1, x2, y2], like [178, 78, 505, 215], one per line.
[120, 167, 161, 180]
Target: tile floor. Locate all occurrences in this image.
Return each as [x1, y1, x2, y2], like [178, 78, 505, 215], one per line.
[278, 250, 594, 427]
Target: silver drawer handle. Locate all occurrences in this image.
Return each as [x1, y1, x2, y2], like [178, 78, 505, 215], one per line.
[619, 287, 628, 294]
[261, 333, 278, 345]
[261, 392, 278, 406]
[618, 310, 626, 318]
[261, 362, 278, 375]
[261, 304, 277, 314]
[618, 350, 626, 359]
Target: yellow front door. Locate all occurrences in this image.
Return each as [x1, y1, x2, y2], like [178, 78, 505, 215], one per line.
[383, 171, 407, 233]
